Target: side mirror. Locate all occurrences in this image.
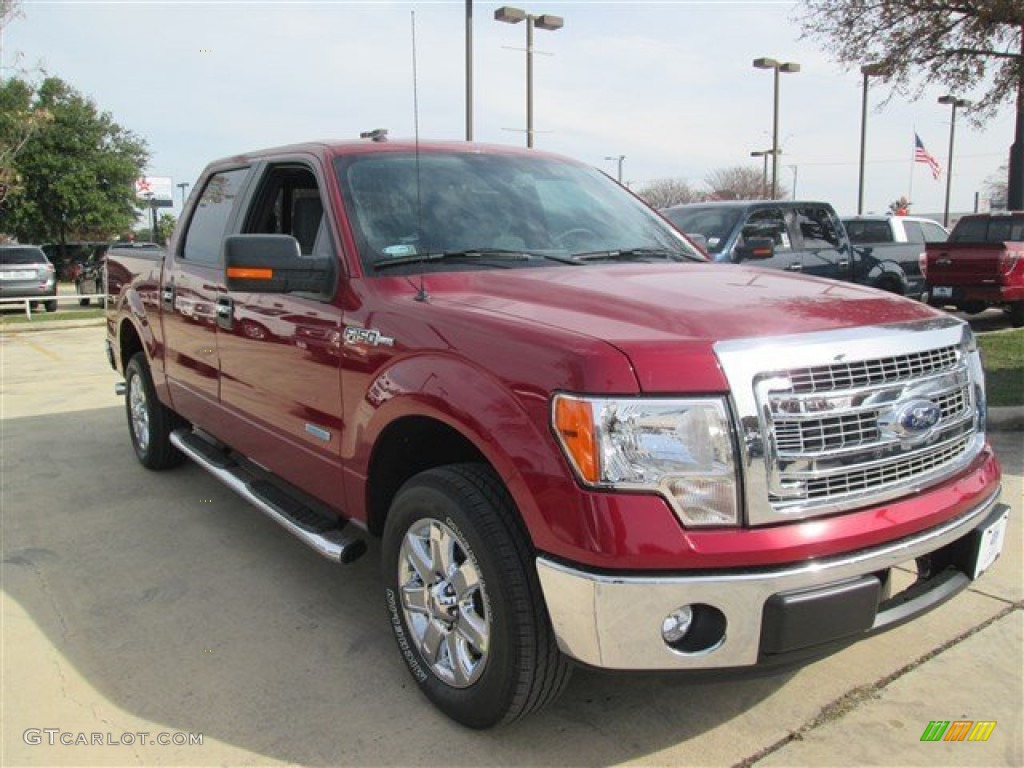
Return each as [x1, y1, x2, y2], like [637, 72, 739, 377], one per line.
[224, 235, 331, 293]
[734, 237, 774, 261]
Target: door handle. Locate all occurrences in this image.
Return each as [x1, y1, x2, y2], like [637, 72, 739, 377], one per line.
[838, 260, 849, 269]
[216, 296, 234, 331]
[786, 263, 803, 272]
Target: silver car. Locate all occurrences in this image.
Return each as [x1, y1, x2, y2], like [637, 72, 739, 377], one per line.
[0, 245, 58, 312]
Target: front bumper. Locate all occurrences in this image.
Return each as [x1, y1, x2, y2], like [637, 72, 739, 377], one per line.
[537, 490, 1008, 670]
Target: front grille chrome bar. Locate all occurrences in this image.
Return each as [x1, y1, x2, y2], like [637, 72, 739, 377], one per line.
[715, 317, 985, 526]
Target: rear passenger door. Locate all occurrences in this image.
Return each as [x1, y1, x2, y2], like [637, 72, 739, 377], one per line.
[162, 166, 251, 426]
[792, 205, 850, 282]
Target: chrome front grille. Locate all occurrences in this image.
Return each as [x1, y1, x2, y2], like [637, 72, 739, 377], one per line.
[787, 346, 959, 393]
[714, 318, 986, 526]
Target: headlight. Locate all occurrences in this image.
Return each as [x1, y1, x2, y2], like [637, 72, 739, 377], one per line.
[962, 325, 987, 433]
[552, 394, 740, 527]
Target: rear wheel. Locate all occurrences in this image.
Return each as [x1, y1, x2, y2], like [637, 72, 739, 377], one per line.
[382, 464, 571, 728]
[124, 352, 186, 469]
[44, 299, 58, 312]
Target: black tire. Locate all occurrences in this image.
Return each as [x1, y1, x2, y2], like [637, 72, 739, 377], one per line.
[44, 299, 58, 312]
[124, 352, 187, 470]
[1010, 302, 1024, 328]
[79, 297, 90, 307]
[382, 464, 571, 728]
[959, 301, 986, 316]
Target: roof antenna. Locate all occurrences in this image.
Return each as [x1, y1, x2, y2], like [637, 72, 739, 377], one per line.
[411, 10, 429, 303]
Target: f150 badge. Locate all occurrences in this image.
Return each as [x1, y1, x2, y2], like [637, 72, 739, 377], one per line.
[343, 326, 395, 348]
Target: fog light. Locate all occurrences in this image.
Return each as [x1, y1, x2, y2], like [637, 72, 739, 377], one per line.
[661, 603, 727, 654]
[661, 606, 694, 644]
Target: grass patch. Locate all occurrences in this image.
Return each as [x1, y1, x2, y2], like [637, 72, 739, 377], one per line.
[979, 330, 1023, 407]
[0, 307, 106, 325]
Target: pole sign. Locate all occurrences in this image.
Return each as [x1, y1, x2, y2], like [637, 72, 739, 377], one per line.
[135, 176, 174, 208]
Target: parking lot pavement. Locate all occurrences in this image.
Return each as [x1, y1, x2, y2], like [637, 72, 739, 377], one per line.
[2, 326, 1021, 767]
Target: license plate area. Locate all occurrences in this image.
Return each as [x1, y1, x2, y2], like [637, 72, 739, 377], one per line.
[0, 270, 37, 281]
[972, 510, 1008, 579]
[932, 286, 953, 299]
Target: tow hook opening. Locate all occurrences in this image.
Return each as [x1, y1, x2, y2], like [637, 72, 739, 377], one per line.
[661, 603, 727, 655]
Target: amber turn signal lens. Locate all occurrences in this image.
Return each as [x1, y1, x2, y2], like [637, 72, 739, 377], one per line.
[553, 396, 599, 483]
[227, 267, 274, 280]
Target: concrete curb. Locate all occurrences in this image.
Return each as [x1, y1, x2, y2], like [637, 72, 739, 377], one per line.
[0, 317, 105, 333]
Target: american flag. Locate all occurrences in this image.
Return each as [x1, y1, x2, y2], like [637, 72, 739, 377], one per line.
[915, 133, 941, 180]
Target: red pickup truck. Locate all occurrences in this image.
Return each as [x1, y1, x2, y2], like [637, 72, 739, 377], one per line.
[105, 139, 1009, 728]
[925, 211, 1024, 327]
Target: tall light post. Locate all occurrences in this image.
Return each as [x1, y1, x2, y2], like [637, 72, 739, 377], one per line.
[176, 182, 190, 208]
[494, 6, 564, 148]
[465, 0, 473, 141]
[604, 155, 625, 183]
[753, 57, 799, 200]
[857, 63, 884, 215]
[750, 149, 779, 199]
[938, 95, 969, 227]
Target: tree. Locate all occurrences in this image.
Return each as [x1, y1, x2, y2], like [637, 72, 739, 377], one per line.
[635, 178, 700, 209]
[704, 166, 786, 201]
[797, 1, 1023, 207]
[3, 77, 148, 250]
[133, 212, 177, 244]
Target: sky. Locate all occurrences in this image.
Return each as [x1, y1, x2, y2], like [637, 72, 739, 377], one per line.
[3, 0, 1016, 220]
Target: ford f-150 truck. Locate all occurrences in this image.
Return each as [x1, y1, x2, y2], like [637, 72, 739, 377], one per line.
[662, 201, 929, 298]
[924, 211, 1024, 327]
[106, 139, 1009, 728]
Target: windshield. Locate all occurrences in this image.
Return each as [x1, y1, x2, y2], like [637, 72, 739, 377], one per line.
[0, 247, 46, 266]
[334, 150, 701, 273]
[661, 207, 743, 254]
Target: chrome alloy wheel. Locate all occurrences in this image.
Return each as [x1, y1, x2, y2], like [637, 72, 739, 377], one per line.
[128, 372, 150, 454]
[398, 519, 490, 688]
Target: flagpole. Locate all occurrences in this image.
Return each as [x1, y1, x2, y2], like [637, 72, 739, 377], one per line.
[908, 130, 916, 205]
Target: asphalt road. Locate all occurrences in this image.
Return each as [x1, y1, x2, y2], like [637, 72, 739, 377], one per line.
[1, 325, 1021, 767]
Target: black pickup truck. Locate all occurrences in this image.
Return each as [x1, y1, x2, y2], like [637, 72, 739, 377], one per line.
[662, 201, 926, 297]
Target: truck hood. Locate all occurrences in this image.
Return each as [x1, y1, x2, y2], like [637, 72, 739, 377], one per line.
[429, 263, 941, 392]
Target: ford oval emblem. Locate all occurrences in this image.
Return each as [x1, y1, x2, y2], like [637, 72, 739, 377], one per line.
[879, 398, 942, 442]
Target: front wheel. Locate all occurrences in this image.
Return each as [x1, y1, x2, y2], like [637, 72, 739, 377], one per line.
[124, 352, 186, 469]
[382, 464, 571, 728]
[44, 299, 58, 312]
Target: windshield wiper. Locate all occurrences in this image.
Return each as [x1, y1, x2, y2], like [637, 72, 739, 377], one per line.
[372, 249, 532, 270]
[569, 246, 696, 263]
[372, 248, 582, 270]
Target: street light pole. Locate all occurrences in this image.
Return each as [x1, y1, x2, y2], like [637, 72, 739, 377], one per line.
[495, 6, 563, 149]
[605, 155, 625, 183]
[465, 0, 473, 141]
[753, 57, 799, 200]
[750, 150, 772, 198]
[176, 182, 190, 208]
[938, 95, 969, 227]
[858, 64, 884, 214]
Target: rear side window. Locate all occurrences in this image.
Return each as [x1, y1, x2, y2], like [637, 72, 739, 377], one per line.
[845, 220, 893, 243]
[182, 168, 250, 264]
[0, 247, 46, 265]
[794, 207, 840, 248]
[902, 221, 925, 243]
[919, 221, 948, 243]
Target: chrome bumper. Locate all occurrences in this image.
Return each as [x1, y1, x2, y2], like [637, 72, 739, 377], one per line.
[537, 489, 1006, 670]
